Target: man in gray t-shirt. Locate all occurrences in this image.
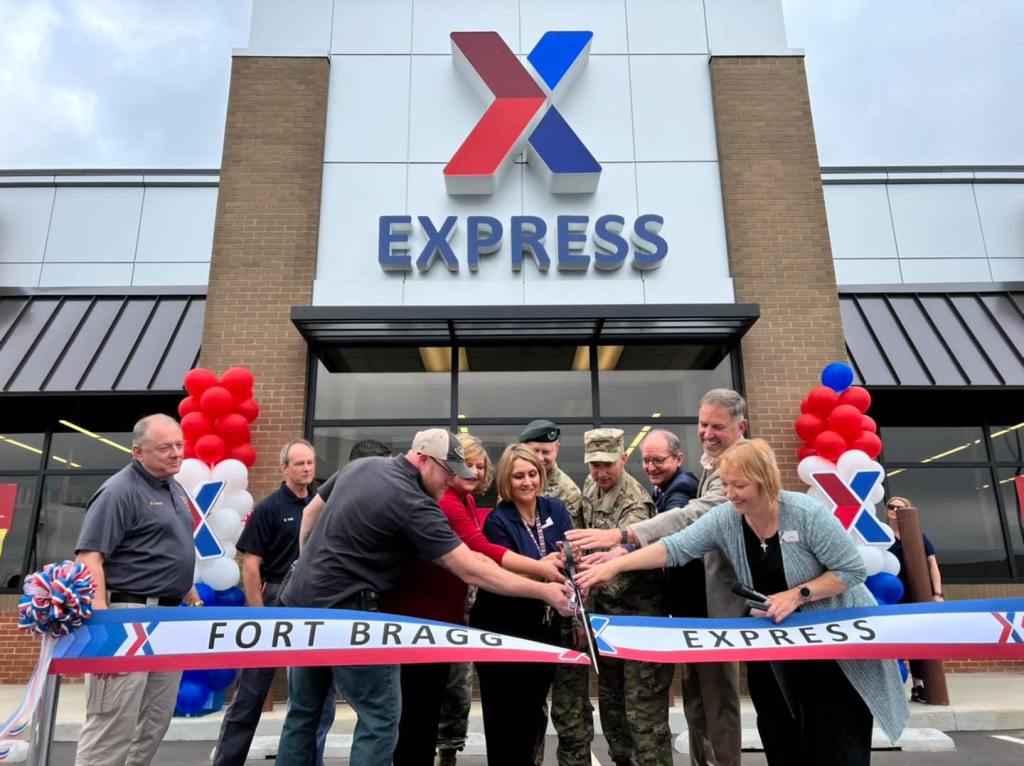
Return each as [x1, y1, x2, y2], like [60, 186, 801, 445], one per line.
[75, 414, 201, 766]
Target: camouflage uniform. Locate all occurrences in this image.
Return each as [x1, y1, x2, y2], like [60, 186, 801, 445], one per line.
[583, 429, 673, 766]
[436, 587, 478, 764]
[545, 465, 595, 766]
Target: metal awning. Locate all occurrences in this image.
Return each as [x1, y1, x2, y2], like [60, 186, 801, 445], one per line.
[0, 289, 206, 393]
[291, 304, 760, 348]
[839, 284, 1024, 388]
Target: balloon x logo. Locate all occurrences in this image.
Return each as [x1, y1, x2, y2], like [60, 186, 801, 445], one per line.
[811, 470, 894, 546]
[993, 611, 1024, 644]
[186, 480, 225, 560]
[124, 622, 159, 656]
[445, 31, 600, 195]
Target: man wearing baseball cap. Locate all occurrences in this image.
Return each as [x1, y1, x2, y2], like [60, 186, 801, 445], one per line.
[276, 429, 571, 766]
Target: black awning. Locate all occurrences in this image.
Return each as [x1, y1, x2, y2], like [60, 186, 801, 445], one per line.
[839, 285, 1024, 388]
[291, 303, 760, 349]
[0, 289, 205, 394]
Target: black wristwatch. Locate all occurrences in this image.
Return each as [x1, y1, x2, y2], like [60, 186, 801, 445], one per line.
[798, 586, 813, 602]
[620, 527, 629, 545]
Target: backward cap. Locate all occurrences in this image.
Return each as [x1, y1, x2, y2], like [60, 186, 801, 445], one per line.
[411, 428, 475, 479]
[584, 428, 624, 463]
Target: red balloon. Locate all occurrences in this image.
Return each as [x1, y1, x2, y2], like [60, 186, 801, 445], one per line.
[220, 367, 255, 401]
[178, 396, 199, 418]
[183, 368, 218, 398]
[849, 431, 883, 459]
[806, 386, 839, 417]
[794, 413, 827, 442]
[183, 440, 195, 459]
[226, 443, 256, 468]
[194, 434, 226, 465]
[216, 413, 251, 447]
[860, 415, 877, 433]
[797, 444, 817, 461]
[828, 404, 864, 438]
[838, 385, 872, 414]
[235, 398, 261, 423]
[181, 411, 214, 441]
[200, 386, 234, 420]
[799, 397, 812, 415]
[814, 430, 847, 462]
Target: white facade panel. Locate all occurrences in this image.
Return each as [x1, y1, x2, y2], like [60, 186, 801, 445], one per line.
[898, 259, 993, 284]
[0, 262, 42, 287]
[38, 262, 133, 287]
[888, 184, 987, 261]
[989, 259, 1024, 282]
[521, 0, 628, 55]
[248, 0, 332, 50]
[974, 184, 1024, 260]
[626, 0, 708, 54]
[412, 0, 519, 54]
[705, 0, 789, 54]
[132, 262, 211, 286]
[630, 56, 717, 162]
[408, 55, 487, 164]
[555, 55, 634, 163]
[0, 187, 54, 263]
[832, 259, 904, 286]
[823, 185, 898, 260]
[325, 56, 410, 163]
[44, 187, 144, 263]
[332, 0, 411, 54]
[135, 187, 217, 263]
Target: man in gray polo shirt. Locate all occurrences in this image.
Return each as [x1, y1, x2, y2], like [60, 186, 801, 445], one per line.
[75, 413, 201, 766]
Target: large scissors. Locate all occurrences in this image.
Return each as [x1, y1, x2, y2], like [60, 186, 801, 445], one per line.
[562, 542, 600, 674]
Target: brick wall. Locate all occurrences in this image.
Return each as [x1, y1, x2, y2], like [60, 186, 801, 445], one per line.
[199, 55, 329, 502]
[709, 56, 846, 489]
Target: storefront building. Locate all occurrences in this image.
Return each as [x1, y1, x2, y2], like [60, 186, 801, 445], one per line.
[0, 0, 1020, 678]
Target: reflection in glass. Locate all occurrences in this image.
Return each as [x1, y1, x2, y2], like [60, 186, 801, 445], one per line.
[885, 467, 1007, 579]
[37, 475, 108, 569]
[602, 423, 701, 494]
[312, 426, 429, 483]
[599, 350, 733, 418]
[0, 433, 45, 471]
[997, 469, 1024, 575]
[881, 426, 987, 464]
[48, 432, 132, 470]
[314, 358, 450, 421]
[991, 423, 1024, 463]
[0, 477, 38, 589]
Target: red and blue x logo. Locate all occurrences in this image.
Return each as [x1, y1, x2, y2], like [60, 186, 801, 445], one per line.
[124, 622, 159, 656]
[445, 31, 601, 195]
[993, 611, 1024, 644]
[811, 469, 895, 547]
[186, 480, 225, 560]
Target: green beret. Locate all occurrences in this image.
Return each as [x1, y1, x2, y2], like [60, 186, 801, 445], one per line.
[519, 419, 561, 443]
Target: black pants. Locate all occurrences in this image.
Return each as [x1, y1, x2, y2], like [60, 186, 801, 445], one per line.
[393, 662, 452, 766]
[746, 660, 873, 766]
[476, 661, 555, 766]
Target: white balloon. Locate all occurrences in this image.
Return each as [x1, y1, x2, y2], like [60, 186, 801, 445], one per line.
[867, 460, 885, 476]
[876, 521, 895, 540]
[199, 556, 240, 591]
[858, 546, 885, 576]
[208, 508, 242, 542]
[806, 487, 829, 506]
[211, 459, 248, 493]
[836, 450, 873, 480]
[193, 560, 201, 585]
[797, 456, 836, 486]
[868, 483, 885, 505]
[176, 458, 211, 493]
[220, 542, 237, 560]
[881, 551, 901, 576]
[229, 523, 244, 544]
[218, 490, 254, 519]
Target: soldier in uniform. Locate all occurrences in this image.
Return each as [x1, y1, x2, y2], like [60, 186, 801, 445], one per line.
[520, 420, 593, 766]
[582, 428, 673, 766]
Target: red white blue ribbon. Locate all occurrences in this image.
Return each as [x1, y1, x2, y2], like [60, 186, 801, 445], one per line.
[589, 598, 1024, 663]
[0, 636, 54, 739]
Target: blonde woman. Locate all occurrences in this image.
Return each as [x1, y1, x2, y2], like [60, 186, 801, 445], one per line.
[577, 439, 907, 766]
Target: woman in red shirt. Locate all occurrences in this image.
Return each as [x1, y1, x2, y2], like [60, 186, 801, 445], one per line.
[388, 434, 562, 766]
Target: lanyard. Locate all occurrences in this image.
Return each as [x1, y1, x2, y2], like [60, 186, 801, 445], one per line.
[523, 516, 547, 557]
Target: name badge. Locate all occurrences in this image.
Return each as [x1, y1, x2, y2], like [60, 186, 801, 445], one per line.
[149, 501, 164, 507]
[541, 517, 554, 529]
[781, 530, 799, 544]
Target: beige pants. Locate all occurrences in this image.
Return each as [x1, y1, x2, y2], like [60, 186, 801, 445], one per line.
[75, 603, 183, 766]
[680, 661, 741, 766]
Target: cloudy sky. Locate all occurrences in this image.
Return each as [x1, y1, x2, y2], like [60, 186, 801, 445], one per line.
[0, 0, 1021, 169]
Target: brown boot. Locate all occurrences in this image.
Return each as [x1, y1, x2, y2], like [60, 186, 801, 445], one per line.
[437, 749, 457, 766]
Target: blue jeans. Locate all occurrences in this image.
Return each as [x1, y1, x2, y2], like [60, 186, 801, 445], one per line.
[276, 664, 400, 766]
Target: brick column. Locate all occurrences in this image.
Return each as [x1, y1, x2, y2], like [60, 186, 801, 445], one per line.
[710, 56, 846, 488]
[200, 56, 329, 500]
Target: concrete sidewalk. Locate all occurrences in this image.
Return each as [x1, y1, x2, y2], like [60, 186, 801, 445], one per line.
[5, 672, 1019, 742]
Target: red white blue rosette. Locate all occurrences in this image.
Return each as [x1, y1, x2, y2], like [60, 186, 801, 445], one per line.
[17, 560, 95, 638]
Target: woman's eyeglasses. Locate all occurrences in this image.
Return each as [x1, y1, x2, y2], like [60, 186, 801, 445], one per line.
[886, 502, 904, 510]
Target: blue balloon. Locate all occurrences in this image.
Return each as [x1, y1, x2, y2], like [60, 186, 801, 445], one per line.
[206, 668, 237, 692]
[898, 659, 909, 683]
[182, 669, 206, 684]
[195, 583, 218, 607]
[175, 678, 209, 716]
[215, 586, 245, 607]
[865, 572, 904, 606]
[821, 362, 854, 393]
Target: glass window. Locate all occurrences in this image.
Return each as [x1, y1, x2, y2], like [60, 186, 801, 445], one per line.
[0, 433, 44, 471]
[599, 348, 733, 418]
[36, 475, 109, 569]
[0, 477, 39, 589]
[312, 425, 432, 482]
[48, 431, 132, 470]
[885, 467, 1007, 579]
[458, 346, 591, 420]
[991, 422, 1024, 463]
[314, 355, 451, 421]
[997, 469, 1024, 575]
[881, 426, 987, 464]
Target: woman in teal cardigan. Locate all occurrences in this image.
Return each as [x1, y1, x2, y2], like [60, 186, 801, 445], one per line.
[577, 439, 908, 766]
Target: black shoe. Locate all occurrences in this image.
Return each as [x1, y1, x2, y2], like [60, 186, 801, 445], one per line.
[910, 685, 926, 703]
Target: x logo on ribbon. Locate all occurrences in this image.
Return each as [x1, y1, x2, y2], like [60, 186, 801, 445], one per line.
[186, 480, 225, 560]
[993, 611, 1024, 644]
[811, 470, 894, 546]
[445, 30, 601, 195]
[124, 622, 159, 657]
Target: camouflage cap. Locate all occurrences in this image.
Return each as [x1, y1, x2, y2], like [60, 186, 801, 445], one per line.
[519, 419, 560, 443]
[584, 428, 625, 463]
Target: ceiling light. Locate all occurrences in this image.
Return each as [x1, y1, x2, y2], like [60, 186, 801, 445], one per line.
[58, 420, 132, 454]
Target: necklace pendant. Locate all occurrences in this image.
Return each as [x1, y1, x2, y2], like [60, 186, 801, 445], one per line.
[759, 539, 768, 553]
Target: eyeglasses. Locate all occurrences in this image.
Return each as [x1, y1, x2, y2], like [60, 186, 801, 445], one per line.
[886, 502, 905, 510]
[428, 456, 455, 477]
[641, 456, 672, 466]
